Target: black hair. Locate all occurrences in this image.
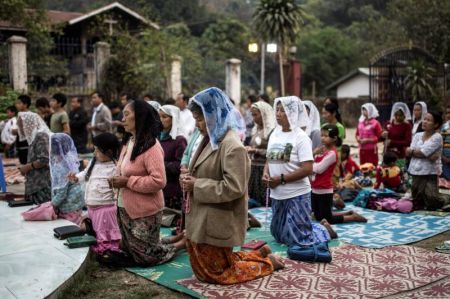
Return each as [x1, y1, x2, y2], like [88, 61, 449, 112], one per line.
[73, 97, 83, 104]
[35, 97, 50, 108]
[325, 97, 339, 107]
[144, 94, 153, 100]
[383, 151, 398, 165]
[120, 92, 128, 98]
[324, 103, 343, 123]
[91, 91, 104, 100]
[189, 101, 203, 115]
[85, 133, 120, 181]
[247, 95, 258, 104]
[52, 93, 67, 107]
[123, 100, 162, 161]
[259, 94, 271, 104]
[109, 101, 121, 110]
[17, 95, 31, 108]
[341, 144, 350, 156]
[165, 97, 176, 105]
[321, 123, 342, 147]
[182, 95, 190, 102]
[428, 110, 443, 129]
[6, 106, 17, 115]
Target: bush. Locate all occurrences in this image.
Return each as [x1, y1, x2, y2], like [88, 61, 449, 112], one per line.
[0, 88, 19, 120]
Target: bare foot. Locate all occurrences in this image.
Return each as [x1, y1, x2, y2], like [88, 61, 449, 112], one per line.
[173, 237, 187, 251]
[320, 219, 338, 239]
[259, 244, 272, 257]
[348, 211, 367, 223]
[248, 213, 262, 228]
[333, 195, 345, 210]
[268, 253, 285, 271]
[161, 232, 185, 244]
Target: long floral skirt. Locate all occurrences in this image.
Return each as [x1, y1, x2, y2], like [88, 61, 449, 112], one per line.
[186, 240, 274, 285]
[271, 193, 331, 247]
[25, 187, 52, 205]
[118, 208, 176, 266]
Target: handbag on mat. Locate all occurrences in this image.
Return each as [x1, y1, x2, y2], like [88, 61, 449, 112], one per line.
[64, 235, 97, 248]
[21, 202, 57, 221]
[54, 225, 85, 240]
[287, 242, 332, 263]
[8, 198, 33, 207]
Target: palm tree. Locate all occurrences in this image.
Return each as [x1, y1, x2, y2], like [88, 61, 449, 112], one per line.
[404, 60, 436, 102]
[253, 0, 303, 96]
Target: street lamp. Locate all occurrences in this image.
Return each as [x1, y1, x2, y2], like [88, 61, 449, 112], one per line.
[266, 43, 277, 53]
[248, 43, 258, 53]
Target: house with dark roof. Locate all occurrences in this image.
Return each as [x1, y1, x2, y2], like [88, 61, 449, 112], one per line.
[0, 2, 158, 92]
[326, 68, 369, 99]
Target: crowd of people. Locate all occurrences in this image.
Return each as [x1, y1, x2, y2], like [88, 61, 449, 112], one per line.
[1, 88, 449, 285]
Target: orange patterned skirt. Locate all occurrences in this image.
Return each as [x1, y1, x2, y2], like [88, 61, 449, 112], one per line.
[186, 239, 274, 285]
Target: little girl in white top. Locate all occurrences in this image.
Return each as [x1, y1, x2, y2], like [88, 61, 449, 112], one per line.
[69, 133, 121, 254]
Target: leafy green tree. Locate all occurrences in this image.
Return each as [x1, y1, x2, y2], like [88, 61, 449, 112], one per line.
[404, 60, 436, 102]
[297, 26, 362, 95]
[253, 0, 304, 95]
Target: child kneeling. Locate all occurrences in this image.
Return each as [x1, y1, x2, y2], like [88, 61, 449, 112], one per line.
[69, 133, 121, 254]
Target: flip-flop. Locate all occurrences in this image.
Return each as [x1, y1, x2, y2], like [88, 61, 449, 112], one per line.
[436, 244, 450, 254]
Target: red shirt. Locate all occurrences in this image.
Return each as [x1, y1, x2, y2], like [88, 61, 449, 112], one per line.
[375, 165, 402, 189]
[312, 148, 338, 190]
[341, 156, 360, 177]
[386, 122, 412, 158]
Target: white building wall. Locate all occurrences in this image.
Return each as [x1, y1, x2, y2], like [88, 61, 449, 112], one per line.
[336, 74, 369, 98]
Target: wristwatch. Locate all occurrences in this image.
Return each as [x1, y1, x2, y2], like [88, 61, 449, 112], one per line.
[280, 174, 286, 185]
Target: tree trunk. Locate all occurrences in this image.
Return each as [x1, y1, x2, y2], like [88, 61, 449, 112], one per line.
[279, 50, 285, 96]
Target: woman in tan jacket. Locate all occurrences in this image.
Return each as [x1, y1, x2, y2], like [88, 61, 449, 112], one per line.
[180, 87, 283, 285]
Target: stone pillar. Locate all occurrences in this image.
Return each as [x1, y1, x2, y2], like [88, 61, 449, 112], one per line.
[225, 58, 241, 106]
[94, 42, 110, 89]
[7, 36, 28, 92]
[170, 55, 182, 98]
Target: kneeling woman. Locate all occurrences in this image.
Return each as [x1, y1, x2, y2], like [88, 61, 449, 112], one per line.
[181, 87, 282, 285]
[264, 97, 334, 251]
[407, 111, 450, 210]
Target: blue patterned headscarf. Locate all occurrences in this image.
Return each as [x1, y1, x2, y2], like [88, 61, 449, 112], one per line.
[189, 87, 239, 150]
[50, 133, 79, 189]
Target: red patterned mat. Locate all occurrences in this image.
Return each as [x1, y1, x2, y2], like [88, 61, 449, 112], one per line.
[177, 245, 450, 299]
[1, 158, 25, 185]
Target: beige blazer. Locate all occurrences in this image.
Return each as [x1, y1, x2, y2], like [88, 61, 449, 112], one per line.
[92, 104, 112, 136]
[186, 130, 250, 247]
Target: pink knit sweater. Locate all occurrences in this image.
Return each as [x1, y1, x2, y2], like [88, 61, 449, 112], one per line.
[117, 140, 167, 219]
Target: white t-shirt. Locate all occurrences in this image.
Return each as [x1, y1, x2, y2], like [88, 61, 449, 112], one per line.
[408, 132, 443, 176]
[267, 128, 313, 200]
[1, 117, 17, 145]
[179, 108, 196, 141]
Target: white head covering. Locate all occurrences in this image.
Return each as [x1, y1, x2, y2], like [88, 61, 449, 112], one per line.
[412, 101, 427, 123]
[359, 103, 380, 122]
[303, 100, 321, 135]
[17, 111, 51, 144]
[147, 100, 161, 110]
[159, 105, 182, 140]
[273, 96, 308, 133]
[50, 133, 79, 189]
[251, 101, 275, 139]
[412, 101, 428, 134]
[390, 102, 412, 122]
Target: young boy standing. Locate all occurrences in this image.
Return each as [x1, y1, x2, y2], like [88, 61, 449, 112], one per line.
[50, 93, 70, 134]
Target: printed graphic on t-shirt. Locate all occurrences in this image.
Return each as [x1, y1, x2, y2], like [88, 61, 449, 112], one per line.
[267, 143, 293, 162]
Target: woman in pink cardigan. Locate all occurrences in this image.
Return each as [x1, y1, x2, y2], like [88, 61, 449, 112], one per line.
[110, 100, 185, 266]
[356, 103, 382, 166]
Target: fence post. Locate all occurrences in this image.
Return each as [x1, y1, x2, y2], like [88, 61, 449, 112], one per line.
[7, 36, 28, 92]
[225, 58, 241, 106]
[94, 42, 110, 89]
[170, 55, 182, 99]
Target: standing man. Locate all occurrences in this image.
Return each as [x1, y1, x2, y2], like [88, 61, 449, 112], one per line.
[175, 93, 195, 140]
[88, 92, 112, 137]
[69, 97, 89, 153]
[244, 95, 258, 145]
[14, 94, 32, 164]
[35, 97, 53, 127]
[50, 93, 70, 134]
[1, 106, 18, 158]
